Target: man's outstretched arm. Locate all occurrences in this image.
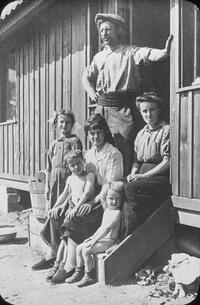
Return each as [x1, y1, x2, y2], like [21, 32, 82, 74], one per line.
[148, 34, 173, 62]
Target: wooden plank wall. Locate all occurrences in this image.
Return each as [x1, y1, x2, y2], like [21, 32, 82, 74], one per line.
[0, 0, 173, 189]
[0, 0, 88, 181]
[175, 88, 200, 200]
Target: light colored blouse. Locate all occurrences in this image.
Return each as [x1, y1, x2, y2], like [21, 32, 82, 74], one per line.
[134, 121, 170, 164]
[85, 44, 154, 93]
[85, 142, 123, 185]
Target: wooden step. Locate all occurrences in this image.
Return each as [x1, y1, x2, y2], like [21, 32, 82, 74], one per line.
[95, 198, 174, 284]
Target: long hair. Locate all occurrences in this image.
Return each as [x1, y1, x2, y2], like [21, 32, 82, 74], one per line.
[84, 113, 115, 146]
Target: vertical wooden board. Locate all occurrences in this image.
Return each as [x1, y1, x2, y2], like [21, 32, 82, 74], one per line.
[62, 8, 72, 111]
[107, 0, 117, 13]
[171, 94, 180, 196]
[181, 0, 194, 87]
[55, 12, 63, 110]
[187, 91, 193, 198]
[179, 93, 189, 197]
[48, 15, 56, 146]
[71, 2, 87, 143]
[19, 45, 24, 175]
[13, 123, 18, 175]
[3, 125, 8, 173]
[45, 18, 49, 167]
[117, 0, 130, 44]
[15, 48, 20, 175]
[193, 90, 200, 198]
[170, 0, 180, 195]
[100, 0, 109, 13]
[40, 25, 47, 171]
[29, 34, 35, 177]
[8, 124, 14, 174]
[24, 42, 30, 176]
[0, 126, 4, 172]
[34, 30, 40, 173]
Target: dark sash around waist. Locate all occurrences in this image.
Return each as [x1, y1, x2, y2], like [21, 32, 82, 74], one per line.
[98, 92, 134, 107]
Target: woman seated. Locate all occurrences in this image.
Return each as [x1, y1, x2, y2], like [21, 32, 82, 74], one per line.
[122, 92, 171, 238]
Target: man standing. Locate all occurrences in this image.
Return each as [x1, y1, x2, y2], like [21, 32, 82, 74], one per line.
[82, 13, 173, 176]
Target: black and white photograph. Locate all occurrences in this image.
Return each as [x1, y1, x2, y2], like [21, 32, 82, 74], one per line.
[0, 0, 200, 304]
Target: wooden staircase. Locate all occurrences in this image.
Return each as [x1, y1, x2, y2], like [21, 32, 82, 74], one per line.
[95, 198, 174, 284]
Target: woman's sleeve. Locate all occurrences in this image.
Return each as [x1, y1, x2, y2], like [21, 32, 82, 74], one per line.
[106, 150, 124, 182]
[161, 125, 170, 158]
[85, 150, 96, 175]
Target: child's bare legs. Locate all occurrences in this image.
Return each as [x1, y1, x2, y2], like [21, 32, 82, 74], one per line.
[65, 243, 85, 284]
[55, 240, 65, 262]
[64, 237, 77, 272]
[77, 241, 115, 287]
[82, 247, 93, 273]
[51, 239, 75, 283]
[46, 240, 66, 280]
[76, 243, 86, 268]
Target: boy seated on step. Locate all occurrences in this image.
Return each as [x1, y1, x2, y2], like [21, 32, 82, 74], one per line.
[65, 181, 124, 287]
[46, 149, 96, 282]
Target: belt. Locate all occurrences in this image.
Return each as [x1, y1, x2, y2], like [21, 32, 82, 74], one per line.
[98, 92, 134, 107]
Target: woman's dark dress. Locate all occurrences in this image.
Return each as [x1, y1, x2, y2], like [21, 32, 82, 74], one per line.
[122, 121, 171, 239]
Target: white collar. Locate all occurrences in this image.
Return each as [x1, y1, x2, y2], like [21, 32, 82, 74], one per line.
[92, 143, 113, 160]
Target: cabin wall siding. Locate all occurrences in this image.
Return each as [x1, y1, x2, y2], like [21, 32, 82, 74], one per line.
[0, 1, 89, 180]
[0, 0, 170, 187]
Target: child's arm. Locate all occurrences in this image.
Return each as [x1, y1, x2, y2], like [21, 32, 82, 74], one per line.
[67, 173, 95, 219]
[77, 173, 95, 208]
[90, 210, 121, 246]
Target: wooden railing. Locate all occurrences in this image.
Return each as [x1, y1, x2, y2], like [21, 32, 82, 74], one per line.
[0, 120, 18, 175]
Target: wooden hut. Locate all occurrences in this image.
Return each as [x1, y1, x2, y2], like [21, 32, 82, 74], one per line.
[0, 0, 199, 283]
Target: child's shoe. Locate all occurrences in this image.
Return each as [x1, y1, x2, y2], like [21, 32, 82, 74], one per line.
[65, 267, 84, 284]
[51, 267, 75, 283]
[77, 272, 96, 287]
[46, 261, 59, 280]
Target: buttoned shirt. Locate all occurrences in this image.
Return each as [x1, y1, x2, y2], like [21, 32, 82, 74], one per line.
[85, 44, 154, 93]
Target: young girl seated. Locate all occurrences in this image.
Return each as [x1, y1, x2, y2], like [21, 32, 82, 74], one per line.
[65, 181, 124, 287]
[47, 149, 95, 282]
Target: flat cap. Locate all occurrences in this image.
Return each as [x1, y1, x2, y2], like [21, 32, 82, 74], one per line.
[95, 13, 125, 28]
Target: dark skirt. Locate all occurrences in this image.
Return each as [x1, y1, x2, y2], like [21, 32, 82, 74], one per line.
[121, 163, 171, 239]
[48, 167, 69, 210]
[40, 204, 104, 249]
[61, 205, 104, 245]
